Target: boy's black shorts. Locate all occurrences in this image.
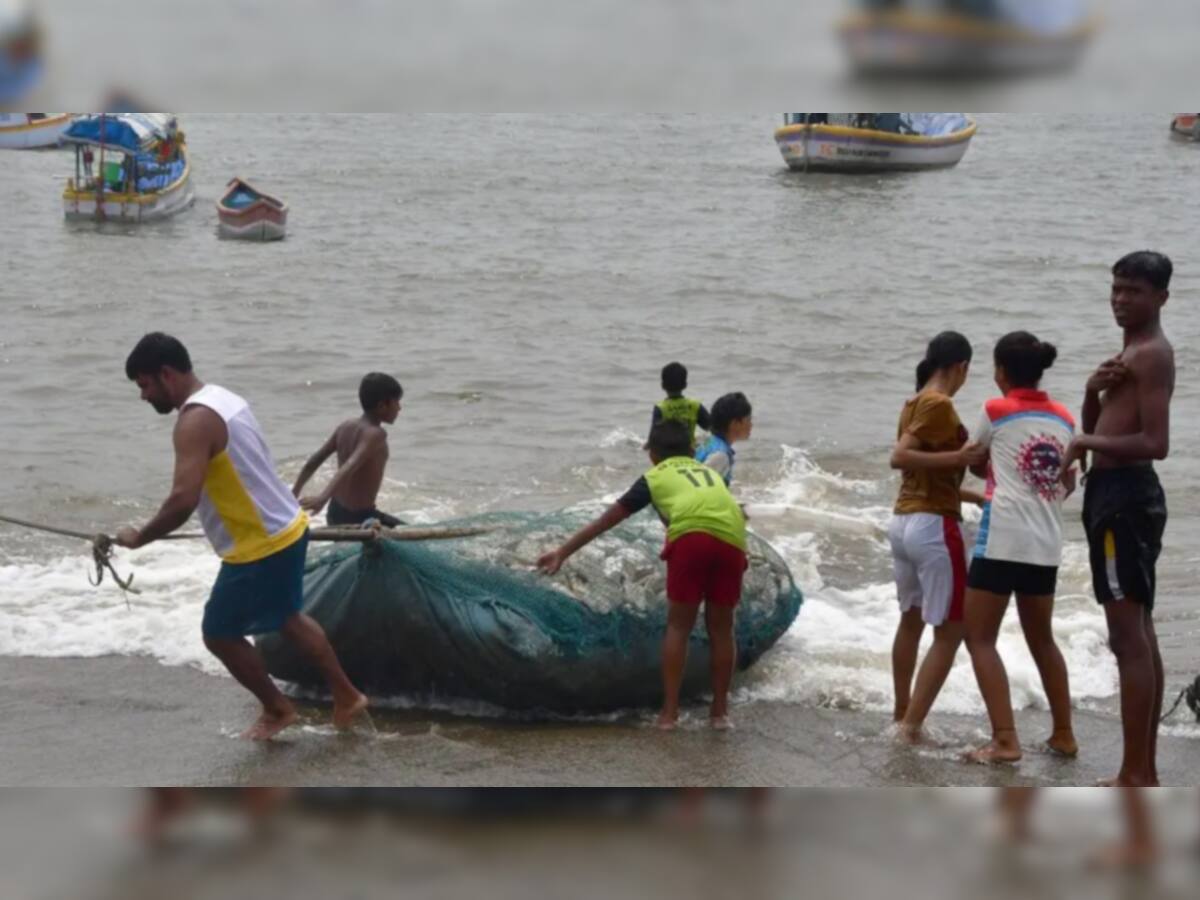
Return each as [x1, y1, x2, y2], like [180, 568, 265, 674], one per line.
[1082, 466, 1167, 611]
[327, 498, 404, 529]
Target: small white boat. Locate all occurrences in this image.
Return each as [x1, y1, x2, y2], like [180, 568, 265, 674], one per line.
[839, 2, 1097, 76]
[775, 114, 976, 173]
[1170, 114, 1199, 141]
[216, 178, 288, 241]
[62, 113, 195, 223]
[0, 112, 73, 149]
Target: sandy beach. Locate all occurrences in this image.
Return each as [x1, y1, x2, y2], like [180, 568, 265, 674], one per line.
[2, 656, 1196, 786]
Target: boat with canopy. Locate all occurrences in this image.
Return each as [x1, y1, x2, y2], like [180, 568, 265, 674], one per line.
[775, 113, 977, 173]
[61, 113, 195, 222]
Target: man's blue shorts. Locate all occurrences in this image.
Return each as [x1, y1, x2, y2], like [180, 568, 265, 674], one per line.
[201, 532, 309, 638]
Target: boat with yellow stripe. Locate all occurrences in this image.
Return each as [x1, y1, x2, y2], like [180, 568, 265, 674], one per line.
[775, 114, 976, 173]
[839, 3, 1098, 75]
[62, 113, 195, 223]
[0, 113, 74, 149]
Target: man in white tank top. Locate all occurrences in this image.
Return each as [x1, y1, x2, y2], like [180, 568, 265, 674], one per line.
[115, 333, 367, 740]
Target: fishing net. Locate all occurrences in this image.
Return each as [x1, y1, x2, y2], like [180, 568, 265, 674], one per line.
[258, 509, 803, 714]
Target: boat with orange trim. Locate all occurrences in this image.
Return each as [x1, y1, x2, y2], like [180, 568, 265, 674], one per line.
[216, 177, 288, 241]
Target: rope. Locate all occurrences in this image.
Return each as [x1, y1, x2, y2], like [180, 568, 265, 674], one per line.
[0, 513, 496, 600]
[1160, 686, 1189, 724]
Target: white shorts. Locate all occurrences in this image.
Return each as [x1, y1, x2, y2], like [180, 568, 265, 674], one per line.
[888, 512, 968, 626]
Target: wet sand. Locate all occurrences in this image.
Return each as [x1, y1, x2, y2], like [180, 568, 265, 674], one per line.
[2, 656, 1197, 786]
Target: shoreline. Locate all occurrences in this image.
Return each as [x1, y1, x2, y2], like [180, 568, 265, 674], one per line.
[2, 655, 1196, 786]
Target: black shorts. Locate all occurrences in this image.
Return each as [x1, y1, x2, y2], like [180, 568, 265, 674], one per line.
[327, 498, 404, 528]
[967, 557, 1058, 597]
[1082, 466, 1167, 610]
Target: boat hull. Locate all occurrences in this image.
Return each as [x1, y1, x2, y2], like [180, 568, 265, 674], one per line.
[217, 203, 287, 241]
[840, 13, 1095, 76]
[63, 146, 194, 222]
[775, 122, 976, 172]
[0, 113, 73, 149]
[1171, 114, 1199, 141]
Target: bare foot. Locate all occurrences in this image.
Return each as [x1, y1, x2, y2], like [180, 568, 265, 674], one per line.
[1043, 733, 1079, 758]
[332, 691, 369, 730]
[242, 706, 299, 741]
[710, 715, 734, 731]
[893, 723, 924, 745]
[656, 712, 679, 731]
[1095, 775, 1155, 787]
[964, 741, 1023, 765]
[1087, 841, 1159, 870]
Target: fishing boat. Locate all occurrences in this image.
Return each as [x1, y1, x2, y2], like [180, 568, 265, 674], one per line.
[839, 1, 1097, 76]
[0, 112, 73, 149]
[61, 113, 195, 222]
[775, 113, 976, 173]
[216, 178, 288, 240]
[1170, 114, 1199, 141]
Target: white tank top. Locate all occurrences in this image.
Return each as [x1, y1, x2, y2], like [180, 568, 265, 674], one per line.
[184, 384, 307, 563]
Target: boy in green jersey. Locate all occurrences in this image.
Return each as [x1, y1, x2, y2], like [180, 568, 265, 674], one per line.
[648, 362, 710, 450]
[539, 421, 748, 730]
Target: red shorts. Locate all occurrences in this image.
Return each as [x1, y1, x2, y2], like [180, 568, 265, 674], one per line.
[661, 532, 748, 608]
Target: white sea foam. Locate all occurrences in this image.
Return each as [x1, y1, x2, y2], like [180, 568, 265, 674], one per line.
[0, 445, 1131, 729]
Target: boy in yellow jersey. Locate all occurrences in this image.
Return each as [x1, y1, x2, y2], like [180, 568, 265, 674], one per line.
[538, 420, 748, 730]
[647, 362, 710, 450]
[115, 333, 367, 740]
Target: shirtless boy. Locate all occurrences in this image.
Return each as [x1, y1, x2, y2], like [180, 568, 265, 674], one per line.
[1063, 251, 1175, 787]
[293, 373, 404, 527]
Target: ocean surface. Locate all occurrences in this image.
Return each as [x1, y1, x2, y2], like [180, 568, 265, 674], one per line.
[1, 114, 1198, 741]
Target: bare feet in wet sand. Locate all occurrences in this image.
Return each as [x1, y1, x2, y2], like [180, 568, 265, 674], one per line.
[893, 723, 924, 745]
[656, 711, 678, 731]
[964, 740, 1023, 765]
[332, 691, 370, 730]
[242, 705, 299, 740]
[1095, 775, 1158, 787]
[1043, 731, 1078, 758]
[710, 715, 733, 731]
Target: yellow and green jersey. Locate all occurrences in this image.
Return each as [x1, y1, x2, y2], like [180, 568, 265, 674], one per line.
[617, 455, 746, 551]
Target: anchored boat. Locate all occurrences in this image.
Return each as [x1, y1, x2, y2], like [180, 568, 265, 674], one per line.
[62, 113, 195, 222]
[839, 1, 1097, 76]
[775, 113, 976, 173]
[1170, 114, 1199, 141]
[0, 113, 73, 149]
[216, 178, 288, 240]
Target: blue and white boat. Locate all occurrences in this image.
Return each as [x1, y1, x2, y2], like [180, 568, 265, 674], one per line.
[775, 113, 977, 173]
[61, 113, 195, 222]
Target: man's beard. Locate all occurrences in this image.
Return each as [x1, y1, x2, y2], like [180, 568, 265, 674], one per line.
[151, 400, 174, 414]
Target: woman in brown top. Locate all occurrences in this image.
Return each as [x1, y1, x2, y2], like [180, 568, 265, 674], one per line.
[887, 331, 985, 743]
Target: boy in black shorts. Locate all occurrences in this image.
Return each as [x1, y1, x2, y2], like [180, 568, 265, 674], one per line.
[1063, 251, 1175, 787]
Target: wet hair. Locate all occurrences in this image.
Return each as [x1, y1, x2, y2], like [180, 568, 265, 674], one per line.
[1112, 251, 1172, 291]
[646, 420, 693, 460]
[661, 361, 688, 394]
[125, 332, 192, 380]
[359, 372, 403, 412]
[915, 331, 972, 391]
[994, 331, 1057, 389]
[711, 392, 752, 437]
